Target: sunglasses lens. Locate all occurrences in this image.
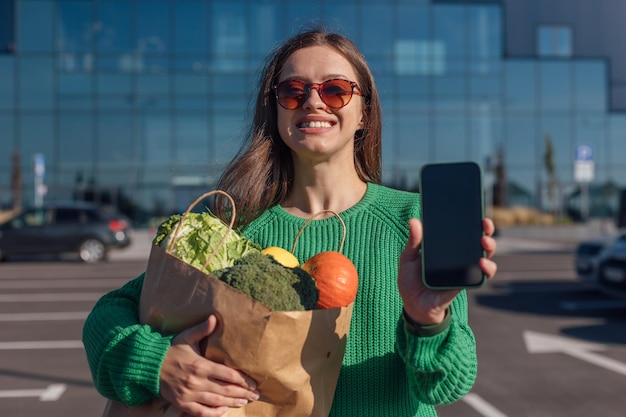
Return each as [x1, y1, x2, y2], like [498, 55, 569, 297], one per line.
[275, 79, 358, 109]
[319, 79, 354, 108]
[275, 80, 307, 109]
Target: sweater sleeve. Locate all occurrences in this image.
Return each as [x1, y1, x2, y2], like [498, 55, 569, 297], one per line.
[82, 273, 175, 406]
[395, 291, 477, 405]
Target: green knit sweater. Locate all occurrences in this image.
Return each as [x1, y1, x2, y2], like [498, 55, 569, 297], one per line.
[82, 183, 477, 417]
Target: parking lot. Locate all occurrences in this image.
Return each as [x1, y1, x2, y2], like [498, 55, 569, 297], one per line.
[1, 236, 626, 416]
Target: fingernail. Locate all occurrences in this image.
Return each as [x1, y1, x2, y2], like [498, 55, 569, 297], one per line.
[237, 398, 249, 406]
[250, 392, 260, 401]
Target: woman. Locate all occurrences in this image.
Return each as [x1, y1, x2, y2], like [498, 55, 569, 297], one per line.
[83, 27, 497, 417]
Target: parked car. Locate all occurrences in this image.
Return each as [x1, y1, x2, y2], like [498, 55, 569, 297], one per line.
[596, 234, 626, 297]
[0, 202, 132, 263]
[574, 234, 620, 282]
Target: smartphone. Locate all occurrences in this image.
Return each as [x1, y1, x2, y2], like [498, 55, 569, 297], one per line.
[419, 162, 486, 289]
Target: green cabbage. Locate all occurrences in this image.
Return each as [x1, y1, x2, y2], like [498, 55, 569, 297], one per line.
[153, 211, 261, 273]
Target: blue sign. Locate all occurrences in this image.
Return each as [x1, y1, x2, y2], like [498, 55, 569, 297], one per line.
[575, 145, 593, 162]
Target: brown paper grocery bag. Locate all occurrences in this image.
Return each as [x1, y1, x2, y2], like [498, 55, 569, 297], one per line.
[102, 192, 353, 417]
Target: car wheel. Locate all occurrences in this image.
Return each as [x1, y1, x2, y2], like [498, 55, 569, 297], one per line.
[79, 239, 107, 263]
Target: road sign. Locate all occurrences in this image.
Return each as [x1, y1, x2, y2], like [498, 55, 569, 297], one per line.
[574, 145, 594, 183]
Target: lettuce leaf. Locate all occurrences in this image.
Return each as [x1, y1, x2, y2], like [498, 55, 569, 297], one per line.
[153, 211, 261, 273]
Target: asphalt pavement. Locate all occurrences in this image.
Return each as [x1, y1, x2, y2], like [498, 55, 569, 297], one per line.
[110, 224, 591, 263]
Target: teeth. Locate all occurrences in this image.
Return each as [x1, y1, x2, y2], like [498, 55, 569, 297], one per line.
[299, 121, 332, 128]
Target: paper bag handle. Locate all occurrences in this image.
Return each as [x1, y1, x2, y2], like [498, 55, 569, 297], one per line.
[167, 190, 237, 273]
[291, 210, 347, 254]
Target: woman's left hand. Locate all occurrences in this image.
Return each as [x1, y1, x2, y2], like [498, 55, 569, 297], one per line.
[397, 218, 498, 325]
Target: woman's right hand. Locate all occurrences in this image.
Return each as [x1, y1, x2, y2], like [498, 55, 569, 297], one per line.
[160, 315, 260, 417]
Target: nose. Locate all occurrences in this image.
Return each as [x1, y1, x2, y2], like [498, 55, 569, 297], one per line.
[302, 85, 326, 109]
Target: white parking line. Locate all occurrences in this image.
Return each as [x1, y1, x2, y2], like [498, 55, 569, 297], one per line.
[0, 384, 67, 401]
[0, 340, 84, 350]
[0, 293, 102, 302]
[0, 279, 125, 289]
[0, 312, 89, 321]
[463, 393, 509, 417]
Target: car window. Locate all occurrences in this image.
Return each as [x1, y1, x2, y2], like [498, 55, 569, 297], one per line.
[55, 208, 82, 224]
[11, 209, 47, 228]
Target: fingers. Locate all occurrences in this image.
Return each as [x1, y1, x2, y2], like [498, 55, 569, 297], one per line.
[483, 218, 495, 237]
[480, 257, 498, 279]
[176, 315, 218, 347]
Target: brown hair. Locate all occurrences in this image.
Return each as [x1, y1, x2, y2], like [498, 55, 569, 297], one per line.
[216, 26, 382, 229]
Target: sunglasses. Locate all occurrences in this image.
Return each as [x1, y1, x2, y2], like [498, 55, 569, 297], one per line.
[273, 78, 362, 110]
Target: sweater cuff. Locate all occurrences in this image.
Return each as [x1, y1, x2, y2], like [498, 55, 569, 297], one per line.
[402, 309, 451, 337]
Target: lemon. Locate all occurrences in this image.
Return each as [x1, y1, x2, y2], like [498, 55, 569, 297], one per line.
[262, 246, 300, 268]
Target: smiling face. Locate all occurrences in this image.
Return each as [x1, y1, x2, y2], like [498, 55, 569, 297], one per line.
[276, 45, 365, 165]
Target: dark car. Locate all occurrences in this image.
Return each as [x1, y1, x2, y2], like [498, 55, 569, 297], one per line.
[596, 234, 626, 297]
[0, 202, 132, 263]
[574, 234, 620, 282]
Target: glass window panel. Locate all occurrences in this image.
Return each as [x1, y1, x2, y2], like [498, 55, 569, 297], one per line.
[174, 55, 210, 73]
[322, 4, 358, 41]
[609, 115, 626, 169]
[434, 75, 465, 96]
[286, 4, 320, 33]
[505, 61, 536, 111]
[137, 0, 170, 54]
[0, 114, 15, 162]
[59, 73, 93, 95]
[433, 97, 465, 113]
[540, 61, 572, 111]
[137, 74, 170, 95]
[470, 75, 500, 99]
[394, 75, 430, 112]
[0, 57, 13, 109]
[175, 74, 209, 95]
[249, 3, 280, 61]
[504, 115, 536, 167]
[58, 1, 94, 53]
[98, 113, 133, 166]
[211, 75, 246, 110]
[18, 57, 54, 110]
[97, 74, 132, 95]
[506, 167, 537, 207]
[19, 115, 54, 172]
[174, 1, 208, 53]
[176, 97, 208, 112]
[360, 6, 393, 56]
[210, 2, 248, 74]
[59, 112, 94, 165]
[397, 5, 430, 39]
[434, 114, 466, 161]
[18, 1, 54, 52]
[213, 112, 243, 164]
[142, 112, 171, 166]
[537, 26, 572, 58]
[433, 5, 466, 58]
[59, 96, 93, 110]
[469, 101, 501, 165]
[96, 1, 132, 53]
[575, 61, 606, 112]
[394, 113, 430, 186]
[541, 115, 572, 181]
[175, 112, 209, 165]
[468, 6, 501, 59]
[469, 58, 501, 76]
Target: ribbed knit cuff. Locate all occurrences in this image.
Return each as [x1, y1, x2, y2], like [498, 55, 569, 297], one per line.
[402, 309, 451, 337]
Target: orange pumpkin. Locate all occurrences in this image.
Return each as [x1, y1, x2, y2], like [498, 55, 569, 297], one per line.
[302, 251, 358, 309]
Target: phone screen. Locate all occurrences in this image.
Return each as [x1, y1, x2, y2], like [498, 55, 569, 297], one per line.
[419, 162, 486, 289]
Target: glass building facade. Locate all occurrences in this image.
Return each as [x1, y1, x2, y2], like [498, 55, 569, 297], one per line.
[0, 0, 624, 225]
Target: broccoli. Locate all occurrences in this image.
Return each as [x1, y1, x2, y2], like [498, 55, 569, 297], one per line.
[214, 252, 319, 311]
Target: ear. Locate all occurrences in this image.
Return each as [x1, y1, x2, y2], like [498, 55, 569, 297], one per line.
[357, 112, 366, 130]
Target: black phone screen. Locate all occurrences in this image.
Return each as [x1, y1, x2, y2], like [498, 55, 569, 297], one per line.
[419, 162, 486, 289]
